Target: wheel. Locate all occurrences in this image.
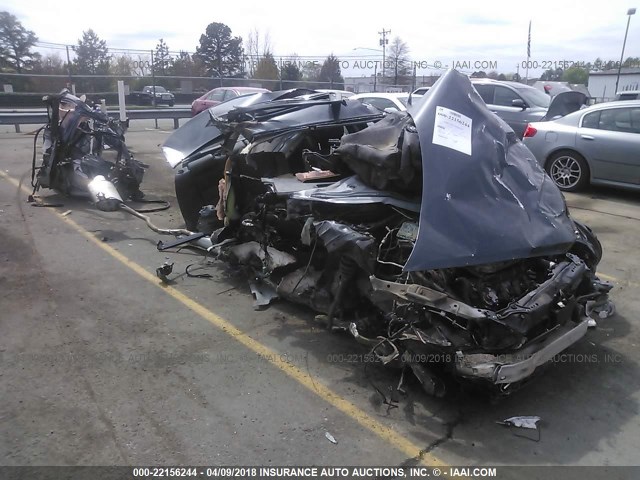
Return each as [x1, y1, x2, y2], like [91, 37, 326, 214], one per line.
[545, 151, 589, 192]
[168, 101, 174, 107]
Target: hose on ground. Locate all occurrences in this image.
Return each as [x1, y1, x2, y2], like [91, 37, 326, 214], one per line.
[119, 203, 193, 236]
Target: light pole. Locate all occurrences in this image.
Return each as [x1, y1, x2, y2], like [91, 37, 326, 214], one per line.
[615, 8, 636, 94]
[352, 47, 383, 92]
[378, 29, 390, 82]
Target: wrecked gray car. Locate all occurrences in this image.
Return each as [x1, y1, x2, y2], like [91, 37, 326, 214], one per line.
[161, 71, 613, 396]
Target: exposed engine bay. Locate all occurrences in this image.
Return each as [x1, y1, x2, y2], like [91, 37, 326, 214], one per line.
[161, 71, 614, 397]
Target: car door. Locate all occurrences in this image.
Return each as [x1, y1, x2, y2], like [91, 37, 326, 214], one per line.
[576, 107, 640, 184]
[490, 85, 530, 136]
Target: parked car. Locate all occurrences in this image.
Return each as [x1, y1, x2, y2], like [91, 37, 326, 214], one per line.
[191, 86, 270, 116]
[523, 100, 640, 191]
[129, 86, 175, 106]
[351, 92, 409, 112]
[615, 90, 640, 101]
[470, 79, 588, 138]
[411, 87, 431, 97]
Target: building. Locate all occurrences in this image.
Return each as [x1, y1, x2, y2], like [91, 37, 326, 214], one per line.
[343, 74, 440, 94]
[588, 68, 640, 102]
[532, 81, 591, 98]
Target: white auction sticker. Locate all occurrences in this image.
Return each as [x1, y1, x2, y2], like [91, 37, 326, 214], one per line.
[432, 106, 472, 155]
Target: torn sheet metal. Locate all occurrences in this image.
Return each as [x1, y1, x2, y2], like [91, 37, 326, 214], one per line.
[406, 69, 577, 270]
[498, 416, 541, 429]
[229, 241, 297, 271]
[498, 416, 542, 441]
[291, 175, 420, 212]
[249, 281, 279, 310]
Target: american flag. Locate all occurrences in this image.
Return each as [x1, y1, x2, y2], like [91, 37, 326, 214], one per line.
[527, 21, 532, 58]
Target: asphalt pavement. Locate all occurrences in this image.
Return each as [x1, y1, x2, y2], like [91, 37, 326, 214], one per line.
[1, 126, 639, 470]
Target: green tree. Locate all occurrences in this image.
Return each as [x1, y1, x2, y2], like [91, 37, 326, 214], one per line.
[0, 11, 39, 74]
[154, 38, 171, 75]
[540, 67, 564, 81]
[623, 56, 640, 68]
[195, 22, 243, 77]
[319, 54, 344, 89]
[302, 61, 321, 81]
[252, 51, 279, 89]
[281, 62, 301, 81]
[74, 29, 110, 74]
[31, 53, 66, 92]
[280, 55, 302, 88]
[562, 67, 588, 85]
[110, 54, 133, 76]
[170, 51, 205, 77]
[73, 29, 111, 92]
[387, 37, 410, 86]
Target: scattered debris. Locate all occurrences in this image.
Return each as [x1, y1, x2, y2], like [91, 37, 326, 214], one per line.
[157, 232, 206, 251]
[324, 432, 338, 444]
[249, 280, 279, 310]
[497, 416, 542, 441]
[61, 210, 72, 217]
[156, 261, 174, 283]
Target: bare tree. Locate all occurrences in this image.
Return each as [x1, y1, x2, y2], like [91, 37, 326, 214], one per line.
[154, 38, 172, 75]
[246, 27, 272, 76]
[386, 37, 411, 86]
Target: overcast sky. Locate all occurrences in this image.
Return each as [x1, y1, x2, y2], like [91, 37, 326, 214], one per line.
[3, 0, 639, 77]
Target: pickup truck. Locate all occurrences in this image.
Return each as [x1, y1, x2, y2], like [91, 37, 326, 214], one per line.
[129, 86, 175, 106]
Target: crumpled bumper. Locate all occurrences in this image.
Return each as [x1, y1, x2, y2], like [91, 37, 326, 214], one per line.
[454, 320, 589, 384]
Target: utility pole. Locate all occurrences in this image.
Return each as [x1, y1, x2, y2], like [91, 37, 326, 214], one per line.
[615, 8, 636, 94]
[378, 28, 390, 84]
[65, 45, 72, 88]
[373, 63, 377, 92]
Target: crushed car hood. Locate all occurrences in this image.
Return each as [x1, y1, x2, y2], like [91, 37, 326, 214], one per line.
[405, 70, 577, 270]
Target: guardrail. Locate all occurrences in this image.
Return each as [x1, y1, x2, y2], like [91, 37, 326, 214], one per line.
[0, 108, 192, 133]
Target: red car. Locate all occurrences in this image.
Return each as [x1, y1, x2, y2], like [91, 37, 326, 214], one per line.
[190, 86, 270, 116]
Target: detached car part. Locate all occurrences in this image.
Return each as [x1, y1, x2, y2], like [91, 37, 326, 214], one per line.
[32, 90, 145, 210]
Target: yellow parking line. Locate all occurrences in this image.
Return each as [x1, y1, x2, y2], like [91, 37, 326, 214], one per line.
[1, 171, 446, 467]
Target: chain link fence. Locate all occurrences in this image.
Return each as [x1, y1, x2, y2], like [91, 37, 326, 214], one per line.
[0, 43, 438, 107]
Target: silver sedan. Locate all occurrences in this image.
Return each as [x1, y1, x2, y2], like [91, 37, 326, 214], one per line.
[522, 100, 640, 191]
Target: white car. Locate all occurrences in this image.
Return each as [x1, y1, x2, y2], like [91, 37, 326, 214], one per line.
[351, 93, 410, 112]
[315, 89, 355, 100]
[411, 87, 431, 97]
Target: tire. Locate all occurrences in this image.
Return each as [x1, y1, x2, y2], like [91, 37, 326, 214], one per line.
[545, 151, 589, 192]
[168, 101, 175, 107]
